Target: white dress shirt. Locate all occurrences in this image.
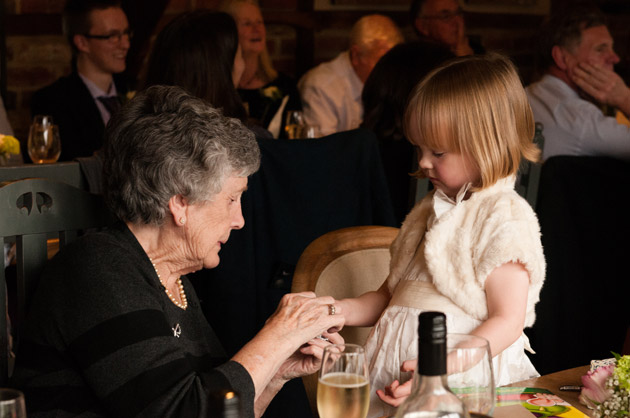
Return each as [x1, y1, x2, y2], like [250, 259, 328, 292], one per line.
[298, 51, 363, 137]
[526, 74, 630, 161]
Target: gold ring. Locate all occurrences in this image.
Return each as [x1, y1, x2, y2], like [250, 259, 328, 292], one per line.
[328, 304, 336, 316]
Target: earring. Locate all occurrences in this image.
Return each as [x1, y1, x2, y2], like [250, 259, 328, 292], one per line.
[179, 217, 186, 225]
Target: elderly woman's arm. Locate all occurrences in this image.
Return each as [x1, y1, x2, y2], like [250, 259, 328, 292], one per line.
[231, 292, 344, 417]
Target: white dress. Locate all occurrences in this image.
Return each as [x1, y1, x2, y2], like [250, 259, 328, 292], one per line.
[364, 185, 540, 418]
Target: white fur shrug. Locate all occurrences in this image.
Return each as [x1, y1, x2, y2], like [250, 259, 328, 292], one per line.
[386, 177, 546, 327]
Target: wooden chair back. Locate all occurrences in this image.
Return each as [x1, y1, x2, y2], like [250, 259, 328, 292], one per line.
[292, 225, 399, 417]
[0, 177, 114, 386]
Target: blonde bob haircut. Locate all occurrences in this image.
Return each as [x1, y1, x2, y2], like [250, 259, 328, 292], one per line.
[405, 53, 540, 191]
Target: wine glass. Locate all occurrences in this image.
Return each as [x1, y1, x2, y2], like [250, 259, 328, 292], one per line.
[284, 110, 307, 139]
[28, 115, 61, 164]
[317, 344, 370, 418]
[0, 388, 27, 418]
[447, 333, 495, 416]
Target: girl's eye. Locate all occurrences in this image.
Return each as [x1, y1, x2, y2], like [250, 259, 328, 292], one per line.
[432, 151, 445, 158]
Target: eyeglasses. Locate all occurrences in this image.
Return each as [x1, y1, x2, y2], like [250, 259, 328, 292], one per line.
[83, 29, 133, 43]
[421, 8, 464, 21]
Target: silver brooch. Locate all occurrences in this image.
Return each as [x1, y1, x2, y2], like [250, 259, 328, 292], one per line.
[172, 323, 181, 338]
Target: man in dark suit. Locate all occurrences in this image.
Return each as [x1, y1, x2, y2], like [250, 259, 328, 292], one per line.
[30, 0, 130, 162]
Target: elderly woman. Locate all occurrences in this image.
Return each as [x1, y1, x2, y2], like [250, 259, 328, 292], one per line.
[12, 85, 344, 418]
[220, 0, 302, 134]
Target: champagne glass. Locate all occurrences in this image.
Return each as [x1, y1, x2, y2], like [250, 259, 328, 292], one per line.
[447, 333, 495, 416]
[284, 110, 306, 139]
[0, 388, 27, 418]
[27, 115, 61, 164]
[318, 344, 370, 418]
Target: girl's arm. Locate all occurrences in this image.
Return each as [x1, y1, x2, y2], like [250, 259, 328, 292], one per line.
[470, 262, 530, 357]
[335, 280, 391, 327]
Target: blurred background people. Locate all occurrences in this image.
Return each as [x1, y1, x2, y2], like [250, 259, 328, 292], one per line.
[220, 0, 302, 138]
[30, 0, 131, 162]
[410, 0, 484, 56]
[361, 41, 454, 224]
[143, 10, 251, 127]
[298, 14, 403, 137]
[526, 5, 630, 160]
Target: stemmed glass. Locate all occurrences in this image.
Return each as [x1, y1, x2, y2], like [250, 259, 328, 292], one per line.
[284, 111, 315, 139]
[27, 115, 61, 164]
[447, 333, 496, 416]
[0, 388, 27, 418]
[317, 344, 370, 418]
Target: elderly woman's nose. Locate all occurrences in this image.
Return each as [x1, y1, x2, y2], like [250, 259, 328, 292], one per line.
[232, 208, 245, 230]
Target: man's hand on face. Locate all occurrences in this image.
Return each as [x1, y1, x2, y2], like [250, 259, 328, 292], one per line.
[453, 18, 473, 56]
[571, 61, 630, 116]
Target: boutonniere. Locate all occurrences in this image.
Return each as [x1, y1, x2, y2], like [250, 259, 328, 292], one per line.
[261, 86, 282, 101]
[120, 90, 137, 105]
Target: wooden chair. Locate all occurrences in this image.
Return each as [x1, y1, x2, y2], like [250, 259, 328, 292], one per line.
[0, 177, 114, 386]
[292, 225, 399, 417]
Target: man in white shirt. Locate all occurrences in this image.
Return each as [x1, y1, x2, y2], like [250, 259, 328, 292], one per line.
[30, 0, 130, 161]
[298, 15, 403, 137]
[526, 6, 630, 161]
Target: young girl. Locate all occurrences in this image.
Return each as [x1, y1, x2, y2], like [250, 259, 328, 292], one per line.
[335, 53, 545, 418]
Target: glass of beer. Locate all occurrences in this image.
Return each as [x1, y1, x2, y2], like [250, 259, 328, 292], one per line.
[317, 344, 370, 418]
[0, 388, 27, 418]
[27, 115, 61, 164]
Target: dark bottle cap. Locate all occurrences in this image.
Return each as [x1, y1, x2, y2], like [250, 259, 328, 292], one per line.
[417, 311, 447, 376]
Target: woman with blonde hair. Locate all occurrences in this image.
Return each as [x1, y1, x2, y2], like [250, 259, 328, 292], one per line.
[220, 0, 301, 136]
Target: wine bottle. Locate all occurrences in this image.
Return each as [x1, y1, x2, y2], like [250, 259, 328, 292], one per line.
[208, 389, 242, 418]
[393, 311, 470, 418]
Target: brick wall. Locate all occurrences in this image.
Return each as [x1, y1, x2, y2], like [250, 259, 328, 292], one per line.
[3, 0, 628, 144]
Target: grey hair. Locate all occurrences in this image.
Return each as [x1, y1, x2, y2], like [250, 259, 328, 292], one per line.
[103, 85, 260, 225]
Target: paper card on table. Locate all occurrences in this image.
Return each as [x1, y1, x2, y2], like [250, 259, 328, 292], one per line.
[496, 387, 588, 417]
[494, 404, 538, 418]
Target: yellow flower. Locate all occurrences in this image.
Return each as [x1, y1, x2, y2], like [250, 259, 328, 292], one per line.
[0, 134, 20, 155]
[261, 86, 282, 101]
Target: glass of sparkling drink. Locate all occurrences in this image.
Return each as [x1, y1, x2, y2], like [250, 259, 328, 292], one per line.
[318, 344, 370, 418]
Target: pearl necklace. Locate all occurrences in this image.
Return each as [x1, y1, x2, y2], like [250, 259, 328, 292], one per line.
[149, 258, 188, 310]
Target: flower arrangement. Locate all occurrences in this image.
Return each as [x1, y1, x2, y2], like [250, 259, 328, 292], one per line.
[0, 134, 20, 164]
[580, 353, 630, 417]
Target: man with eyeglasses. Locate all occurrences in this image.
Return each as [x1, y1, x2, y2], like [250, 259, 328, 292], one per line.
[30, 0, 130, 162]
[410, 0, 483, 56]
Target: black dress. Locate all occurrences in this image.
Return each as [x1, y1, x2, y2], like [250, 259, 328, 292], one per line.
[237, 73, 301, 137]
[11, 222, 255, 418]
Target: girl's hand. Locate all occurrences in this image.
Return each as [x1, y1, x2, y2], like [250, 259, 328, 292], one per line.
[376, 379, 412, 407]
[375, 359, 417, 406]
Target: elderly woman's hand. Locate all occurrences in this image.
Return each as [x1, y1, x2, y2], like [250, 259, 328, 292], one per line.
[263, 292, 345, 347]
[276, 331, 345, 381]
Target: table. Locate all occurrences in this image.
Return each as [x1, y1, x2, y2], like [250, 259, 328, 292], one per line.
[496, 365, 592, 417]
[378, 366, 592, 418]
